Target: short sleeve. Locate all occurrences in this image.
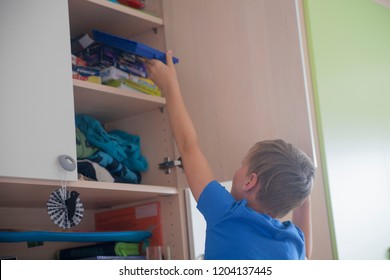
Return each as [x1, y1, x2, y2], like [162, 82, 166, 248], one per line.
[197, 180, 236, 226]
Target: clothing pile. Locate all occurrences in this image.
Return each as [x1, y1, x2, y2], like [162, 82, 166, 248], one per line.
[75, 114, 148, 184]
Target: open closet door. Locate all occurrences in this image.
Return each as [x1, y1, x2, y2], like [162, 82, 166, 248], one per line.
[163, 0, 333, 259]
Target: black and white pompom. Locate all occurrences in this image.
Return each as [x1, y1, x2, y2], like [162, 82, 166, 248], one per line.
[47, 188, 84, 229]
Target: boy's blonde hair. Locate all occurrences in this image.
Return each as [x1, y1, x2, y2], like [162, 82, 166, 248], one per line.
[244, 139, 315, 219]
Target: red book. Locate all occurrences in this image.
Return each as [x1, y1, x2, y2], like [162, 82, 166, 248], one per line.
[117, 0, 145, 9]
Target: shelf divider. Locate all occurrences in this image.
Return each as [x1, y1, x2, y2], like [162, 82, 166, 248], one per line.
[0, 177, 177, 209]
[73, 79, 166, 122]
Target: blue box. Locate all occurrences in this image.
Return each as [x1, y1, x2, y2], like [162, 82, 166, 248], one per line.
[92, 29, 179, 64]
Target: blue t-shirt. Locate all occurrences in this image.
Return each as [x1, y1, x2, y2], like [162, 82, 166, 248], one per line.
[197, 180, 306, 260]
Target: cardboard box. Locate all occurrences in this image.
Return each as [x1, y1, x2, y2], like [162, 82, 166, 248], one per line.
[72, 65, 101, 84]
[78, 42, 101, 67]
[72, 55, 87, 66]
[101, 66, 161, 96]
[120, 75, 161, 96]
[71, 33, 94, 55]
[116, 51, 147, 78]
[100, 43, 148, 77]
[100, 66, 129, 84]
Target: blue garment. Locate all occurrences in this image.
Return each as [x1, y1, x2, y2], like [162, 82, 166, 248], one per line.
[77, 159, 114, 182]
[109, 130, 148, 172]
[75, 128, 99, 159]
[88, 151, 141, 184]
[75, 114, 148, 174]
[75, 115, 127, 162]
[197, 181, 306, 260]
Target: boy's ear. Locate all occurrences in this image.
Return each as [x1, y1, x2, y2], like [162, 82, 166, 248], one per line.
[243, 173, 258, 192]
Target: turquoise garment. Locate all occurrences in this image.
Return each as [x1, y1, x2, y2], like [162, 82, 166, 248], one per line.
[75, 114, 126, 162]
[197, 181, 306, 260]
[109, 130, 148, 172]
[75, 114, 148, 183]
[76, 128, 98, 159]
[88, 151, 141, 184]
[0, 230, 152, 243]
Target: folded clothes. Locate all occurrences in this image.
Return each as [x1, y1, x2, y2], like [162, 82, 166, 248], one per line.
[76, 128, 98, 159]
[75, 114, 148, 184]
[109, 130, 148, 172]
[77, 159, 114, 183]
[75, 114, 127, 162]
[88, 151, 141, 184]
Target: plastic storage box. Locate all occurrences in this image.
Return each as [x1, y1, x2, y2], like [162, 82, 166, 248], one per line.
[92, 29, 179, 64]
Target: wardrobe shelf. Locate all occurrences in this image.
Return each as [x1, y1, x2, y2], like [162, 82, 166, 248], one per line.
[0, 177, 177, 210]
[68, 0, 163, 38]
[73, 79, 166, 122]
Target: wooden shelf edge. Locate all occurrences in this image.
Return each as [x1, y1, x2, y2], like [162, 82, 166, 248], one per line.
[73, 79, 166, 105]
[0, 177, 178, 209]
[79, 0, 163, 25]
[0, 177, 177, 195]
[88, 0, 163, 25]
[70, 180, 178, 194]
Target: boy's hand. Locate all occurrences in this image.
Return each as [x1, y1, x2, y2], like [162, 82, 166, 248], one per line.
[145, 50, 179, 93]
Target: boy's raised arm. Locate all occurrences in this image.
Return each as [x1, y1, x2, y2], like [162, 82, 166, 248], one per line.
[146, 51, 215, 201]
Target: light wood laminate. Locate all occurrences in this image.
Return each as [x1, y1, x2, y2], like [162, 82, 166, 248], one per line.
[73, 79, 166, 122]
[68, 0, 163, 38]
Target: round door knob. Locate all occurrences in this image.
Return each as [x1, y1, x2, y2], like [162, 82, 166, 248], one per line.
[58, 155, 76, 172]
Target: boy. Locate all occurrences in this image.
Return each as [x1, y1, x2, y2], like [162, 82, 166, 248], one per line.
[146, 51, 315, 260]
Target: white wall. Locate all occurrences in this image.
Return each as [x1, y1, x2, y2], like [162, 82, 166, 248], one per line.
[185, 181, 232, 260]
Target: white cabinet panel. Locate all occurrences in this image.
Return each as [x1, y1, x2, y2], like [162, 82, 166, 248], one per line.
[0, 0, 76, 180]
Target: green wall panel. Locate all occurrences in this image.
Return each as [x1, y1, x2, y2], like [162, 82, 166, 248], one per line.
[304, 0, 390, 259]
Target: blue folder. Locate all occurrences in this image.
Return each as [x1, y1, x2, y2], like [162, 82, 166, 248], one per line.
[93, 29, 179, 64]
